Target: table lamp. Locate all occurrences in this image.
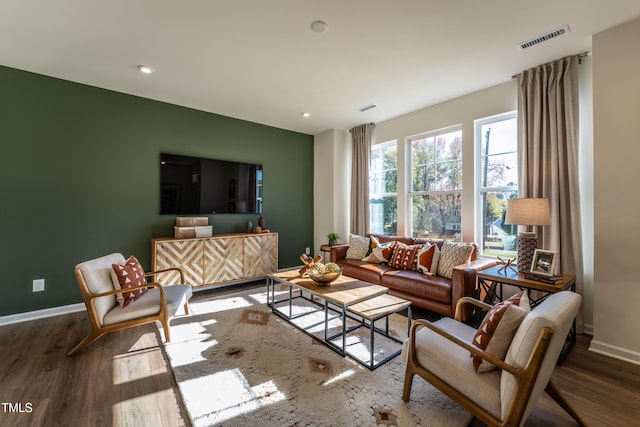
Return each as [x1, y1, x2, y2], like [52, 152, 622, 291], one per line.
[505, 198, 551, 272]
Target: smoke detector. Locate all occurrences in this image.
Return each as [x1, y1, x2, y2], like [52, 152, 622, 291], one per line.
[517, 25, 570, 50]
[310, 21, 328, 33]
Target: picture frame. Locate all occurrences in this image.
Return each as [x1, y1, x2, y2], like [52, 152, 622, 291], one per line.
[530, 249, 558, 276]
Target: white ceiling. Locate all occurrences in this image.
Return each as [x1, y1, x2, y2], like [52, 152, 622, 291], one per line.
[1, 1, 640, 135]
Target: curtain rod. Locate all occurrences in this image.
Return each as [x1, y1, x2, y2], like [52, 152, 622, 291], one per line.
[349, 123, 375, 133]
[511, 51, 591, 80]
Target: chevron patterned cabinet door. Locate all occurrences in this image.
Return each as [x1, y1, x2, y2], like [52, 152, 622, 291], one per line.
[153, 233, 278, 289]
[244, 234, 278, 277]
[153, 239, 204, 286]
[204, 236, 244, 285]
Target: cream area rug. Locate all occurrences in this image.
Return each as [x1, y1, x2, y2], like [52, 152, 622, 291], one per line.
[160, 285, 473, 427]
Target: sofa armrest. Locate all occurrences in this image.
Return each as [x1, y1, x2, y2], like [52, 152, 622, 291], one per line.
[330, 244, 350, 262]
[451, 257, 499, 321]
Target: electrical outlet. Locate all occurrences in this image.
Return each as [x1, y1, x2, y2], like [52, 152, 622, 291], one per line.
[33, 278, 45, 292]
[305, 247, 311, 255]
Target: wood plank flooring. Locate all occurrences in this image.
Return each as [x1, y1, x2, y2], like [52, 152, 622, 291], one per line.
[1, 283, 638, 427]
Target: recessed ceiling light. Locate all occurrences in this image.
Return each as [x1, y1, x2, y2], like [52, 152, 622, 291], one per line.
[301, 112, 311, 118]
[137, 65, 154, 74]
[310, 21, 328, 33]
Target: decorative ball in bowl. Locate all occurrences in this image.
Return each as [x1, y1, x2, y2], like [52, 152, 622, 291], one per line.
[307, 262, 343, 284]
[308, 269, 342, 284]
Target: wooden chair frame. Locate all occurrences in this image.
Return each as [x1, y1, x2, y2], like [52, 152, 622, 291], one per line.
[402, 297, 587, 427]
[67, 267, 190, 356]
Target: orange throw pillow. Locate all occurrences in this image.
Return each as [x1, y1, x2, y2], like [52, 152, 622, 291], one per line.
[471, 291, 531, 373]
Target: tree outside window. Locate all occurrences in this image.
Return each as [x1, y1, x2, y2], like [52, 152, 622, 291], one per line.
[369, 141, 397, 235]
[410, 128, 462, 240]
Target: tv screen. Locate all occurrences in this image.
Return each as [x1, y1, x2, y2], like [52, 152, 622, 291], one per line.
[160, 153, 262, 215]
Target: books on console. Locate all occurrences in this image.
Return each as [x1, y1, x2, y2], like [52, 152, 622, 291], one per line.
[523, 271, 563, 284]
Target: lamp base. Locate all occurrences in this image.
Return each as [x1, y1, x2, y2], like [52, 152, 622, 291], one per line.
[517, 232, 537, 272]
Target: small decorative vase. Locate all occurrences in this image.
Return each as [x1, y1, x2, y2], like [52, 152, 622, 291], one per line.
[246, 220, 253, 233]
[258, 215, 266, 229]
[328, 239, 337, 247]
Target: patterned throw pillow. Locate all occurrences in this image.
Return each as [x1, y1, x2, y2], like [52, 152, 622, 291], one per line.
[416, 244, 440, 275]
[436, 241, 474, 279]
[345, 234, 371, 260]
[111, 256, 148, 308]
[471, 291, 531, 373]
[362, 235, 395, 264]
[388, 242, 422, 270]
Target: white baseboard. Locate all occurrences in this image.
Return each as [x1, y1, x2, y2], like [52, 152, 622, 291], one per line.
[0, 303, 86, 327]
[589, 339, 640, 366]
[582, 323, 594, 335]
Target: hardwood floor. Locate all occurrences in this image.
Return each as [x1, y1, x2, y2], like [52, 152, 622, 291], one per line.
[1, 283, 638, 427]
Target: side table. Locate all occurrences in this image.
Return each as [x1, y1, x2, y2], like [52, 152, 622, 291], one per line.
[476, 265, 577, 365]
[319, 244, 332, 263]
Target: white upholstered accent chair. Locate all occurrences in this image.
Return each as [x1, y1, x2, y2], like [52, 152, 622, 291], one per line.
[402, 291, 586, 427]
[67, 253, 192, 356]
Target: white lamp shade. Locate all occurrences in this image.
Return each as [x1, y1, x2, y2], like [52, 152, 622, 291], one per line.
[505, 198, 551, 226]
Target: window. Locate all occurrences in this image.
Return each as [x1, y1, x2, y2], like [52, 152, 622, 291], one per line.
[410, 127, 462, 240]
[476, 112, 518, 257]
[369, 141, 397, 234]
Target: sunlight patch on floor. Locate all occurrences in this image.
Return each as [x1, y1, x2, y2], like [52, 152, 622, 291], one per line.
[181, 368, 285, 426]
[323, 368, 356, 385]
[113, 346, 168, 385]
[191, 296, 253, 314]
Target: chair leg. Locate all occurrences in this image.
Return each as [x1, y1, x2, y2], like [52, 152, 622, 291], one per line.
[402, 369, 415, 402]
[67, 330, 106, 356]
[161, 319, 172, 342]
[545, 380, 588, 426]
[183, 301, 190, 315]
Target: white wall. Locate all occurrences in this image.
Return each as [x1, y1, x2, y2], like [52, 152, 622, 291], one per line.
[313, 129, 350, 256]
[591, 17, 640, 364]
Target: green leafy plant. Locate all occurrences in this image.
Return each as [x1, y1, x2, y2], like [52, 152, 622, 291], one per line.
[326, 232, 341, 241]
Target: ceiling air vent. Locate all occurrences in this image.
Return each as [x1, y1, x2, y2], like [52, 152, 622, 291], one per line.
[517, 25, 570, 50]
[359, 104, 376, 112]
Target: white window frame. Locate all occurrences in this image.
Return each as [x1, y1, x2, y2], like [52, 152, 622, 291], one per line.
[408, 125, 463, 239]
[474, 111, 518, 256]
[369, 140, 398, 235]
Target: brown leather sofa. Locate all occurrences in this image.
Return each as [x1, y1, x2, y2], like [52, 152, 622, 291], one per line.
[330, 233, 497, 321]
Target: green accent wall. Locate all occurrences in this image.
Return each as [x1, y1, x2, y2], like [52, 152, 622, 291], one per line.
[0, 65, 314, 316]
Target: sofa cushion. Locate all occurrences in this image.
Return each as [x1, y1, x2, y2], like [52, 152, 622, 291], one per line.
[381, 269, 452, 305]
[437, 241, 475, 279]
[471, 291, 530, 373]
[362, 235, 395, 264]
[417, 244, 440, 275]
[389, 242, 422, 270]
[102, 284, 193, 326]
[368, 233, 414, 246]
[345, 234, 371, 260]
[335, 259, 392, 284]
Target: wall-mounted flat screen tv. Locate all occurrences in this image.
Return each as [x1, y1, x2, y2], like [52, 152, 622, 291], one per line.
[160, 153, 262, 215]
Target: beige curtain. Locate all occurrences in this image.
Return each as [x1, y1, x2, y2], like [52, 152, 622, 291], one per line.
[517, 55, 584, 331]
[350, 123, 374, 236]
